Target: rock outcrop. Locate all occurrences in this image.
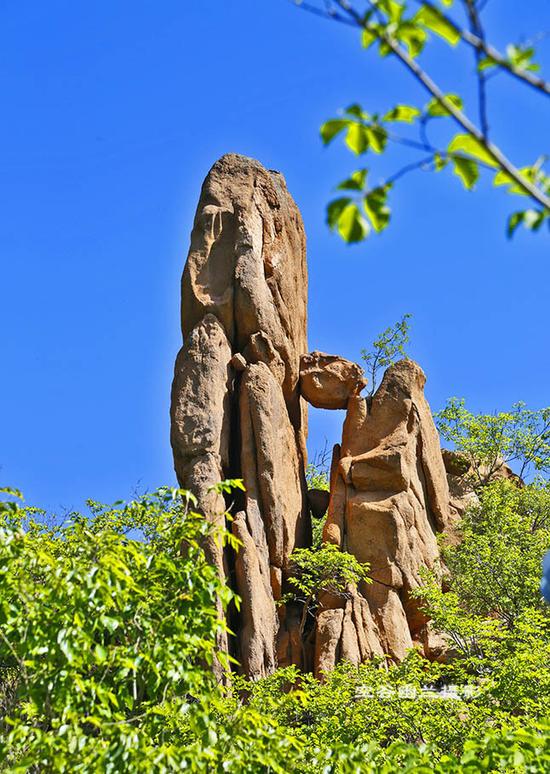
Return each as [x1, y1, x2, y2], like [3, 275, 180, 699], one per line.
[170, 154, 309, 678]
[171, 154, 457, 681]
[317, 359, 451, 669]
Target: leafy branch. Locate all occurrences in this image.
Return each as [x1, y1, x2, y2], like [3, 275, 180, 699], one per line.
[361, 314, 412, 400]
[291, 0, 550, 241]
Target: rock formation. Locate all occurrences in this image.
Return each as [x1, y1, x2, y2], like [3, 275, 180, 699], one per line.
[170, 154, 309, 678]
[171, 153, 455, 681]
[299, 352, 367, 410]
[316, 359, 451, 672]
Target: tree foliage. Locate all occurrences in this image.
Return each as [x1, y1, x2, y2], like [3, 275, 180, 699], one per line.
[1, 475, 549, 770]
[435, 397, 550, 485]
[289, 542, 371, 599]
[293, 0, 550, 241]
[361, 313, 412, 397]
[0, 486, 298, 772]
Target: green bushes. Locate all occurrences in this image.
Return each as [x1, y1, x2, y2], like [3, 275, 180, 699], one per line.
[0, 481, 549, 772]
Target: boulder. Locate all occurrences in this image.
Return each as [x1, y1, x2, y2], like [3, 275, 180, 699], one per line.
[299, 351, 367, 410]
[307, 488, 330, 521]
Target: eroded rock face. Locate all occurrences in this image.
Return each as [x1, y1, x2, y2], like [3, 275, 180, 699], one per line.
[170, 154, 309, 678]
[319, 360, 451, 667]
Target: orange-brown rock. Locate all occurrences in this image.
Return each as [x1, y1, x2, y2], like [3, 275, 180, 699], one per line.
[170, 154, 309, 679]
[320, 359, 451, 666]
[314, 589, 384, 679]
[170, 313, 233, 668]
[232, 511, 278, 678]
[239, 362, 307, 571]
[442, 448, 522, 536]
[299, 351, 367, 410]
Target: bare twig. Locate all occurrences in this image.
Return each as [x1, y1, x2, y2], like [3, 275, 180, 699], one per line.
[463, 0, 489, 137]
[288, 0, 357, 26]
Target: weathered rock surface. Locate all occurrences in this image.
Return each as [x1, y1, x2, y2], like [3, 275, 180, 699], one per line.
[442, 449, 478, 529]
[170, 154, 309, 678]
[170, 313, 233, 667]
[300, 351, 367, 410]
[232, 511, 278, 679]
[314, 590, 384, 679]
[320, 360, 451, 667]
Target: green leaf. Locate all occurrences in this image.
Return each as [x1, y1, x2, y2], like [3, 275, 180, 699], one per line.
[100, 615, 120, 634]
[452, 156, 479, 190]
[345, 103, 369, 120]
[337, 169, 368, 191]
[362, 27, 378, 50]
[345, 123, 369, 155]
[507, 44, 540, 72]
[327, 200, 370, 243]
[493, 169, 515, 187]
[415, 6, 460, 46]
[448, 134, 498, 168]
[320, 119, 348, 145]
[94, 644, 108, 663]
[478, 56, 497, 71]
[378, 0, 404, 24]
[494, 166, 536, 196]
[57, 629, 75, 663]
[396, 23, 427, 58]
[327, 197, 352, 229]
[507, 209, 548, 237]
[363, 186, 391, 233]
[366, 125, 387, 153]
[338, 203, 370, 243]
[434, 152, 448, 171]
[0, 487, 23, 499]
[426, 94, 463, 117]
[383, 105, 420, 123]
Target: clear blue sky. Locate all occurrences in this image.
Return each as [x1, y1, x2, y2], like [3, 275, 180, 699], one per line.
[2, 0, 549, 513]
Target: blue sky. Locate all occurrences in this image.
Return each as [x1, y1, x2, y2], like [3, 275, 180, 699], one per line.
[1, 0, 549, 513]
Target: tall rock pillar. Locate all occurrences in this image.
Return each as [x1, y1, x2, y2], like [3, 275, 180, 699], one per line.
[319, 359, 451, 668]
[170, 154, 309, 678]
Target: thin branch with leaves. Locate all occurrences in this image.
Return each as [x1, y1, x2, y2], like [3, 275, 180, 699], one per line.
[289, 0, 550, 241]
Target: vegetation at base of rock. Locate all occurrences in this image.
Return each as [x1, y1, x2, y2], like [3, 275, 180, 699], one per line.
[298, 2, 550, 242]
[1, 471, 548, 771]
